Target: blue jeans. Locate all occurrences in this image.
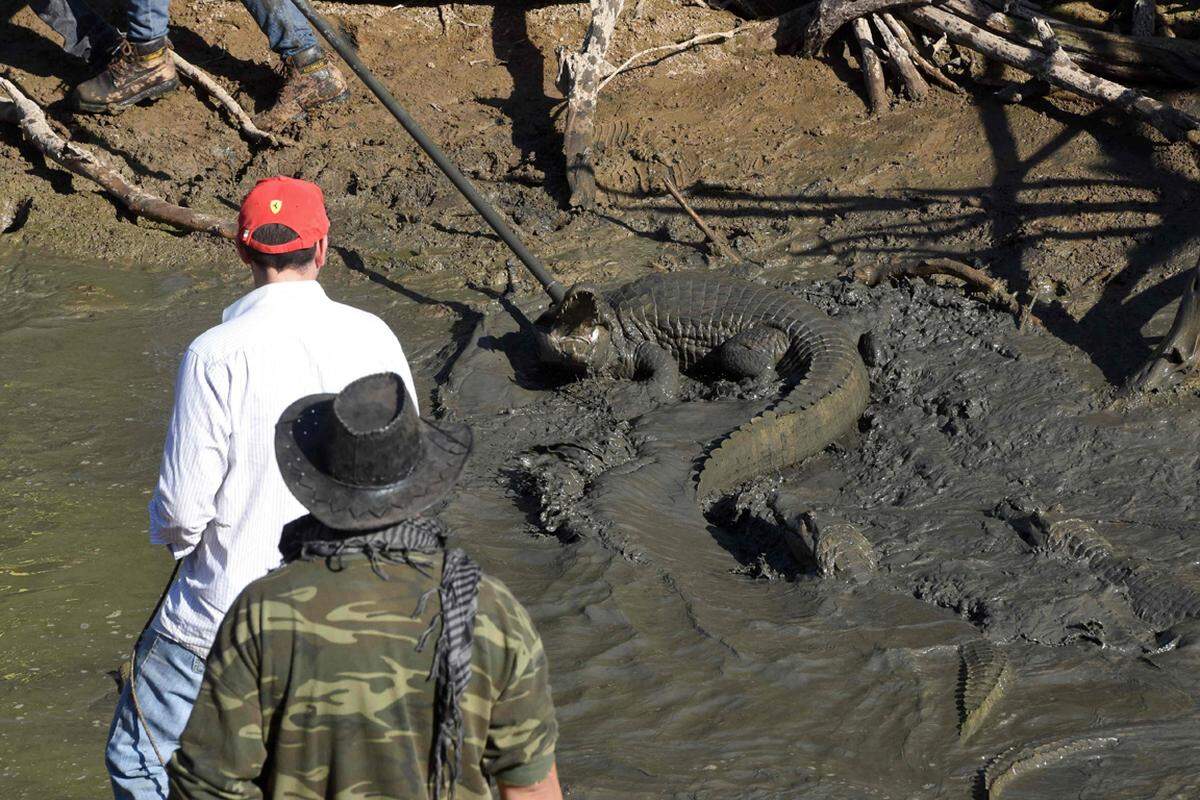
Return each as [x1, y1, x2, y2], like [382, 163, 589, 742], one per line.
[126, 0, 317, 57]
[28, 0, 121, 63]
[105, 629, 206, 800]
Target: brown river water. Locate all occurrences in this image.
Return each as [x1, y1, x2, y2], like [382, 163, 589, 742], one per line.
[2, 246, 1199, 799]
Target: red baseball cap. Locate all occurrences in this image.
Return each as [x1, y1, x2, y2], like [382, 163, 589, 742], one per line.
[237, 176, 330, 254]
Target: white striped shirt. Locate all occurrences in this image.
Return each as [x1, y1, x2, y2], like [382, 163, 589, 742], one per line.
[148, 279, 418, 654]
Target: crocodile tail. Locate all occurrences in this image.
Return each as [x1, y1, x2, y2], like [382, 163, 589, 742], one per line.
[696, 337, 869, 502]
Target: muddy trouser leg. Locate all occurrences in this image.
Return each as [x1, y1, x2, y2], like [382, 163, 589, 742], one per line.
[123, 0, 169, 45]
[105, 629, 206, 800]
[27, 0, 121, 63]
[238, 0, 318, 59]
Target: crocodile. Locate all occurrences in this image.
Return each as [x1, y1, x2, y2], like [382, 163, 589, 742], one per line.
[532, 272, 870, 500]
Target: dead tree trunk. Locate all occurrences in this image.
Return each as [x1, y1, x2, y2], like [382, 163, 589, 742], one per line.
[0, 78, 235, 239]
[558, 0, 624, 209]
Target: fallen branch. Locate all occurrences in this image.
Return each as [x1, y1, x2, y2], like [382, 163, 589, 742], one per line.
[0, 78, 235, 239]
[803, 0, 923, 56]
[596, 26, 742, 93]
[733, 2, 819, 53]
[902, 5, 1200, 146]
[660, 168, 740, 261]
[853, 257, 1023, 316]
[851, 17, 889, 113]
[171, 53, 280, 147]
[966, 0, 1200, 85]
[872, 13, 929, 98]
[881, 12, 961, 92]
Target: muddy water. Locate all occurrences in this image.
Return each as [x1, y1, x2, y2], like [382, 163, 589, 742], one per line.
[3, 245, 1199, 799]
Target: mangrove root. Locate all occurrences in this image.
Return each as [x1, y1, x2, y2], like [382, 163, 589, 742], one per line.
[596, 26, 744, 95]
[171, 53, 281, 148]
[853, 257, 1023, 317]
[0, 78, 234, 239]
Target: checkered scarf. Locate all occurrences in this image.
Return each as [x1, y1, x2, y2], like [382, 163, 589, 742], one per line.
[282, 515, 482, 799]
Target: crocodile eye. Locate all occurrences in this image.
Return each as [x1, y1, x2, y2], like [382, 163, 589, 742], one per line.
[589, 328, 600, 342]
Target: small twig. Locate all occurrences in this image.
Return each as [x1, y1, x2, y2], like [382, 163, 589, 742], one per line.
[596, 26, 742, 93]
[853, 257, 1024, 318]
[171, 53, 281, 147]
[659, 167, 740, 261]
[0, 77, 234, 239]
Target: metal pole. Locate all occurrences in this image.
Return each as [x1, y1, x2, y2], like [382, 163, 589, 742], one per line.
[288, 0, 566, 304]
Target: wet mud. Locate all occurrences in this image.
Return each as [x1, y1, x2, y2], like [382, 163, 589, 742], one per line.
[443, 271, 1200, 797]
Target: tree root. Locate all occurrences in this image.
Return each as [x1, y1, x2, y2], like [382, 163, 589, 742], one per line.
[853, 257, 1024, 318]
[0, 77, 234, 239]
[171, 53, 282, 148]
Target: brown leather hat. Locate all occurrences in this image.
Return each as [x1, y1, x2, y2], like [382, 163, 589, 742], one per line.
[275, 372, 472, 530]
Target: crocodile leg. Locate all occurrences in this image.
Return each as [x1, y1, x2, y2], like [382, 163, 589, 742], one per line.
[604, 341, 679, 420]
[712, 325, 790, 381]
[631, 341, 680, 400]
[1128, 259, 1200, 392]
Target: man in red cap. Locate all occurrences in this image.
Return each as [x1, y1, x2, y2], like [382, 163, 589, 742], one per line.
[104, 176, 420, 800]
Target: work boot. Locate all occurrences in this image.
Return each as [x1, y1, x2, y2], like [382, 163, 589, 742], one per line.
[257, 46, 349, 129]
[71, 37, 178, 114]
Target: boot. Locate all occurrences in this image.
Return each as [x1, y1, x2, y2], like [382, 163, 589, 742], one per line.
[257, 46, 349, 129]
[71, 37, 178, 114]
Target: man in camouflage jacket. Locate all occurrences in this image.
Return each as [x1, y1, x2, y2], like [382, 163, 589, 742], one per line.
[167, 372, 561, 800]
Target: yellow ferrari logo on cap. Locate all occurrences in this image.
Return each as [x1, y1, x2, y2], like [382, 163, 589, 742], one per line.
[270, 199, 283, 214]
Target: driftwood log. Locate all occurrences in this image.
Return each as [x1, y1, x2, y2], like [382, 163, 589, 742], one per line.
[0, 78, 235, 239]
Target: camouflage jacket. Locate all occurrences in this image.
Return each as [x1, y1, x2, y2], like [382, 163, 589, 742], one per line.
[167, 546, 557, 799]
